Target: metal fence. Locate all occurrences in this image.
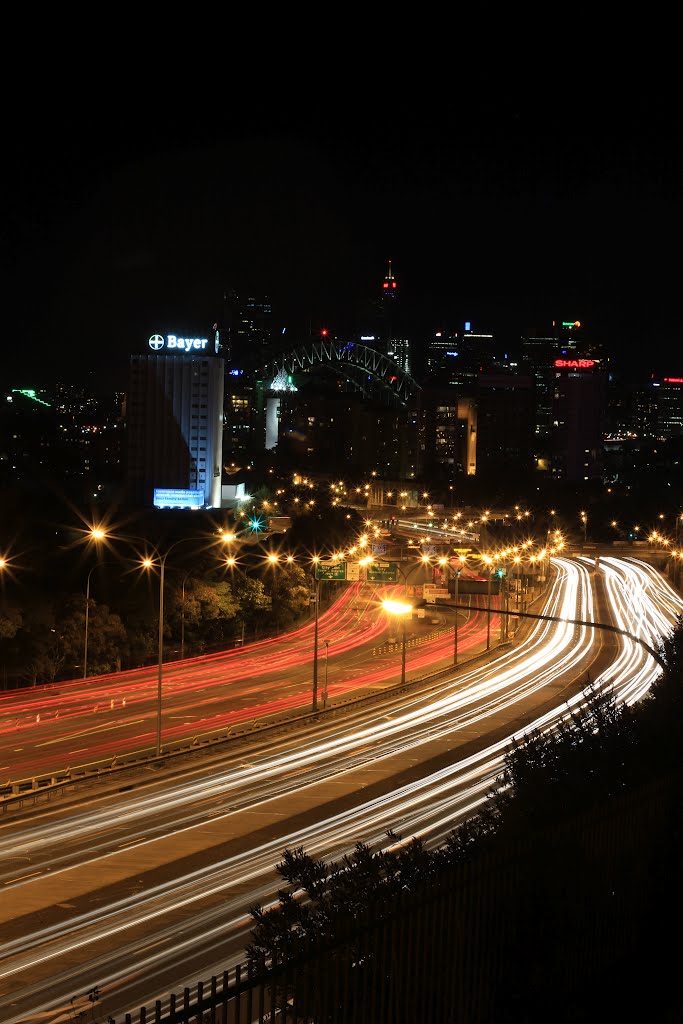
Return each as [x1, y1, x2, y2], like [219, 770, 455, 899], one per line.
[122, 770, 678, 1024]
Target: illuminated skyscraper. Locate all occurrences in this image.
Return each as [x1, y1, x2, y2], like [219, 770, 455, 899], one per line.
[551, 356, 608, 481]
[380, 259, 398, 337]
[127, 341, 224, 507]
[378, 260, 411, 374]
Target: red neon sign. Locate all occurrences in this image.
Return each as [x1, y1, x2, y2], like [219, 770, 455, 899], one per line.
[664, 377, 683, 384]
[554, 358, 595, 369]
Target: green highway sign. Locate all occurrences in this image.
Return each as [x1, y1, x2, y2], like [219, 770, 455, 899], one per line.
[367, 561, 399, 583]
[315, 561, 346, 581]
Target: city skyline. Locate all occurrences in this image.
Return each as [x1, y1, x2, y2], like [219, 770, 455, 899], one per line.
[7, 91, 680, 389]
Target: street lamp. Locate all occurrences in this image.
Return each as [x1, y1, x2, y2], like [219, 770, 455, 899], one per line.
[453, 560, 462, 665]
[141, 537, 202, 757]
[0, 556, 9, 689]
[83, 528, 108, 680]
[438, 554, 465, 666]
[395, 554, 431, 597]
[323, 639, 330, 708]
[382, 599, 412, 686]
[310, 560, 322, 711]
[180, 572, 191, 661]
[224, 556, 247, 647]
[482, 555, 493, 650]
[580, 511, 588, 544]
[83, 564, 100, 680]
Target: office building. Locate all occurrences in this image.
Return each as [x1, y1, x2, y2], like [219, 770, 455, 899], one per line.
[127, 344, 224, 508]
[551, 357, 608, 482]
[650, 376, 683, 436]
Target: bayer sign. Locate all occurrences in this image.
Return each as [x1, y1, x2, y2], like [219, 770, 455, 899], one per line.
[148, 334, 209, 353]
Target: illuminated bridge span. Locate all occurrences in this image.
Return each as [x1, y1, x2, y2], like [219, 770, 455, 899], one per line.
[260, 340, 422, 408]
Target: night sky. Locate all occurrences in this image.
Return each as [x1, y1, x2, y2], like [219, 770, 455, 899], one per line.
[6, 85, 681, 392]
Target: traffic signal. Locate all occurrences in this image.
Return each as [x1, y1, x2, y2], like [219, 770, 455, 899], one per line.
[495, 568, 506, 578]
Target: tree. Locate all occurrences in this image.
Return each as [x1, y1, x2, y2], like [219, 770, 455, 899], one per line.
[78, 601, 129, 676]
[166, 578, 240, 651]
[248, 838, 435, 962]
[232, 575, 271, 637]
[24, 595, 130, 680]
[0, 605, 22, 639]
[264, 562, 310, 632]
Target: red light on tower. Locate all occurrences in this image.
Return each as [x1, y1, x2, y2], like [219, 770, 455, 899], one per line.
[320, 328, 328, 337]
[382, 259, 397, 296]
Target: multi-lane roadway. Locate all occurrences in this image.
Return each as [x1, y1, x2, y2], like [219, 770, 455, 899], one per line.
[0, 556, 680, 1024]
[0, 582, 497, 783]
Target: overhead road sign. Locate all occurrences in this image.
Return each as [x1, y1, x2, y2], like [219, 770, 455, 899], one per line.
[315, 562, 347, 580]
[367, 562, 399, 583]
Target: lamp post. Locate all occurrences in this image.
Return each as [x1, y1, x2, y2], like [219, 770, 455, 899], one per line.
[382, 599, 412, 686]
[142, 537, 200, 757]
[454, 565, 460, 665]
[0, 557, 8, 689]
[486, 573, 492, 650]
[180, 572, 191, 661]
[580, 511, 587, 544]
[83, 565, 97, 680]
[482, 556, 493, 651]
[499, 570, 508, 641]
[156, 553, 169, 756]
[438, 554, 464, 666]
[82, 528, 108, 680]
[312, 576, 320, 711]
[224, 556, 247, 647]
[396, 553, 431, 597]
[323, 639, 330, 708]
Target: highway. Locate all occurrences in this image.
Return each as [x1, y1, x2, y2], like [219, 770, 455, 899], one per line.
[0, 556, 679, 1024]
[0, 582, 497, 783]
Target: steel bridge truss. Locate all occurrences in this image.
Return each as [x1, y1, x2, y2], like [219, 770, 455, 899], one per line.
[260, 340, 421, 408]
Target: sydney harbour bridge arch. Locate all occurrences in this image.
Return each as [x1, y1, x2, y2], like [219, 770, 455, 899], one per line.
[242, 339, 423, 476]
[225, 338, 477, 482]
[257, 338, 422, 409]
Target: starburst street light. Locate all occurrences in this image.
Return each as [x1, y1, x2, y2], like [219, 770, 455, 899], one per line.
[382, 599, 412, 687]
[248, 514, 266, 535]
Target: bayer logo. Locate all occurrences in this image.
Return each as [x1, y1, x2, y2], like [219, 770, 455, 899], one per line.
[148, 334, 165, 351]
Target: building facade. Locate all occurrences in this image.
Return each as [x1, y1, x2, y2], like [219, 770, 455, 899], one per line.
[126, 351, 224, 507]
[550, 358, 608, 482]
